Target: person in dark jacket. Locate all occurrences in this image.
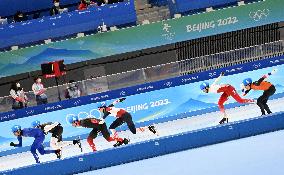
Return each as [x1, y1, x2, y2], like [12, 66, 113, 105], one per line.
[13, 11, 27, 23]
[50, 0, 62, 16]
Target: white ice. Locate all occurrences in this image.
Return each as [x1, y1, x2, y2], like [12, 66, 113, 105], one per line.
[78, 130, 284, 175]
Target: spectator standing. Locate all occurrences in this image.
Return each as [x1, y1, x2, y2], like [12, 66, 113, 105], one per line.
[65, 80, 81, 99]
[49, 0, 67, 16]
[32, 77, 48, 105]
[78, 0, 89, 10]
[10, 82, 28, 110]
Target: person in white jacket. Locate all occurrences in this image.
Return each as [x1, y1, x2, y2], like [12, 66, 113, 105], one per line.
[32, 77, 48, 105]
[10, 82, 28, 110]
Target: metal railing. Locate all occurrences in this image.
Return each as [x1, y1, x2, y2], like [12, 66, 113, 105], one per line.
[0, 40, 283, 113]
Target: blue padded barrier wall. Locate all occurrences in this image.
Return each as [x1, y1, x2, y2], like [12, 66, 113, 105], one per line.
[168, 0, 238, 16]
[149, 0, 168, 6]
[2, 111, 284, 175]
[0, 0, 136, 49]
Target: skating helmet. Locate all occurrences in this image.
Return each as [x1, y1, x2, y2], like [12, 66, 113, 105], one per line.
[242, 78, 252, 86]
[67, 115, 79, 124]
[31, 120, 40, 128]
[11, 125, 21, 133]
[200, 82, 209, 90]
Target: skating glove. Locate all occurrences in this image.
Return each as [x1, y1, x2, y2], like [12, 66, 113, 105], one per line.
[269, 69, 277, 75]
[99, 118, 105, 124]
[10, 142, 15, 147]
[240, 83, 245, 92]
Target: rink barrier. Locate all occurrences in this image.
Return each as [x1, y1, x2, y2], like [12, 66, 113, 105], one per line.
[1, 55, 284, 123]
[168, 0, 238, 16]
[2, 111, 284, 175]
[1, 91, 283, 158]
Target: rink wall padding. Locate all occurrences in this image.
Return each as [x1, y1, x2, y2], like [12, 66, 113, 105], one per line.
[2, 111, 284, 175]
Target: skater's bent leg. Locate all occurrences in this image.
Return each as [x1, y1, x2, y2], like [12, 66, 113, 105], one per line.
[126, 121, 136, 134]
[50, 136, 61, 150]
[30, 145, 40, 163]
[262, 96, 271, 114]
[54, 126, 63, 142]
[218, 93, 229, 114]
[123, 113, 136, 134]
[100, 123, 122, 142]
[109, 118, 124, 137]
[263, 103, 272, 114]
[109, 118, 124, 131]
[37, 144, 55, 155]
[262, 86, 276, 114]
[87, 129, 98, 151]
[257, 95, 266, 115]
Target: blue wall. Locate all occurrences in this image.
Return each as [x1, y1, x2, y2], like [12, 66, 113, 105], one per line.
[2, 111, 284, 175]
[0, 1, 136, 49]
[168, 0, 238, 15]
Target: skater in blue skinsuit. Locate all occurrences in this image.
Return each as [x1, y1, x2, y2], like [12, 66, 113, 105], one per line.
[10, 125, 60, 163]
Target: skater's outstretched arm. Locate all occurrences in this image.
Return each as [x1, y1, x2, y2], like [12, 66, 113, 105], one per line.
[43, 122, 59, 133]
[242, 89, 251, 96]
[212, 72, 224, 86]
[101, 98, 126, 119]
[108, 98, 126, 107]
[10, 136, 23, 147]
[256, 69, 277, 85]
[102, 111, 111, 119]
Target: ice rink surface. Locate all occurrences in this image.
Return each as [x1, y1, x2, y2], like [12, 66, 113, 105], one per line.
[78, 129, 284, 175]
[1, 97, 284, 172]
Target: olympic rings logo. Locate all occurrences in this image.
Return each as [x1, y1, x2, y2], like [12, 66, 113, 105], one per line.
[249, 9, 270, 21]
[65, 108, 103, 125]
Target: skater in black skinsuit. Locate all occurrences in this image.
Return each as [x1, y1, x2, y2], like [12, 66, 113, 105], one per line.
[68, 116, 129, 152]
[98, 98, 158, 139]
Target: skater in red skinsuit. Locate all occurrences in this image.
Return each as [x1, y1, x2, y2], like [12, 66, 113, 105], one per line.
[68, 115, 129, 151]
[200, 72, 254, 124]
